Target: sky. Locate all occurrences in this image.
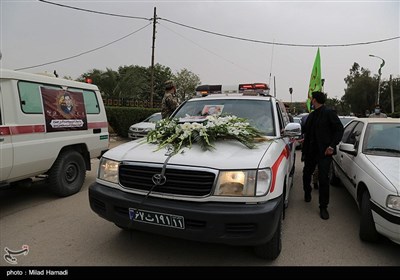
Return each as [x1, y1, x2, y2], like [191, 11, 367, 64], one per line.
[1, 0, 399, 103]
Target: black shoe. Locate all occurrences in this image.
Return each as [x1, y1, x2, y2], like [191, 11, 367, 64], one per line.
[320, 208, 329, 220]
[304, 193, 311, 202]
[314, 183, 319, 190]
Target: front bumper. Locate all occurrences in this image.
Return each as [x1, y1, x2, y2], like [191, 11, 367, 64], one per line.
[371, 202, 400, 245]
[128, 131, 149, 139]
[89, 182, 283, 246]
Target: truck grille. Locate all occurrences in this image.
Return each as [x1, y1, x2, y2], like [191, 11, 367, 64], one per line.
[119, 164, 216, 196]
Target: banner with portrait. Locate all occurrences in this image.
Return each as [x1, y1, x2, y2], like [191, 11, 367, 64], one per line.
[41, 87, 88, 132]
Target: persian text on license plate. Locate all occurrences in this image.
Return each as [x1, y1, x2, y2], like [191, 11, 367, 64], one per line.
[129, 208, 185, 229]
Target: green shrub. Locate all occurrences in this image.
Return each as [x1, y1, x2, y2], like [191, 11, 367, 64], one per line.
[387, 111, 400, 118]
[106, 107, 160, 138]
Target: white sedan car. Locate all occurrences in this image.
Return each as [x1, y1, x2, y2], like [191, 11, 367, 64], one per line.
[292, 117, 303, 150]
[331, 118, 400, 245]
[128, 112, 161, 140]
[338, 115, 356, 126]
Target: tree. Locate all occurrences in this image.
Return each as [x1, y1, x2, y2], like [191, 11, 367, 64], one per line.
[150, 63, 174, 102]
[114, 65, 149, 100]
[325, 97, 350, 115]
[77, 68, 118, 98]
[173, 68, 201, 103]
[343, 62, 400, 116]
[378, 75, 400, 115]
[343, 62, 376, 116]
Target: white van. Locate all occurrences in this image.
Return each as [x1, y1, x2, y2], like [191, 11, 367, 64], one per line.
[0, 69, 109, 196]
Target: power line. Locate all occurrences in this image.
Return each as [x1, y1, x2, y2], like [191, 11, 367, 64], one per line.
[159, 17, 400, 48]
[38, 0, 151, 21]
[158, 24, 262, 78]
[38, 0, 399, 48]
[15, 23, 151, 71]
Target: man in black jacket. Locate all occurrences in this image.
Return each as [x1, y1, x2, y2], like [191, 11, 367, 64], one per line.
[302, 91, 344, 220]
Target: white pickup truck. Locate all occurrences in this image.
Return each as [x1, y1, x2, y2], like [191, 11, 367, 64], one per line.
[89, 84, 300, 260]
[0, 69, 109, 196]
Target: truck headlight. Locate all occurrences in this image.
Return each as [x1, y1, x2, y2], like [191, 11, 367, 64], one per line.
[387, 195, 400, 211]
[214, 168, 271, 197]
[98, 158, 119, 184]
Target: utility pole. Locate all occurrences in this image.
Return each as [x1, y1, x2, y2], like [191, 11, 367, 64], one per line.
[150, 7, 157, 108]
[390, 74, 394, 113]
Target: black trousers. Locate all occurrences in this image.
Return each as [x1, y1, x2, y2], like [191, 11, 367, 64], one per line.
[302, 155, 332, 209]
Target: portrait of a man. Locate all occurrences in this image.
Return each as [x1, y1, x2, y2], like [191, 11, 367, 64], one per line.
[60, 93, 74, 114]
[202, 105, 224, 116]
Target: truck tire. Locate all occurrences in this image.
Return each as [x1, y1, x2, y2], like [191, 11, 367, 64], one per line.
[253, 205, 283, 260]
[48, 151, 86, 197]
[359, 191, 379, 242]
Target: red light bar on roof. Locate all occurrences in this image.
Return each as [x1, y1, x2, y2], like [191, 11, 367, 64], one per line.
[239, 83, 269, 91]
[196, 83, 270, 97]
[254, 83, 269, 89]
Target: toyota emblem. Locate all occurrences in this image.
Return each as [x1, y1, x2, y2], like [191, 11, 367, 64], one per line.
[152, 174, 166, 185]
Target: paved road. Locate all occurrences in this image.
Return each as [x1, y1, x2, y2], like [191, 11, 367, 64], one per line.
[1, 139, 399, 267]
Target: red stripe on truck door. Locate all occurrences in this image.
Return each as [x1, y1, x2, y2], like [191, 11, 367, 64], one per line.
[270, 145, 290, 193]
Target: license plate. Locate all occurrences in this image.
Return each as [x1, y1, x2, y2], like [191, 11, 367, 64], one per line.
[129, 208, 185, 229]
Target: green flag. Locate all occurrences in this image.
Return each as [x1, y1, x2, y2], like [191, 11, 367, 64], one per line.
[306, 48, 322, 112]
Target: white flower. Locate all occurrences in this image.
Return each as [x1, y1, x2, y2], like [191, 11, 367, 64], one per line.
[180, 123, 192, 131]
[146, 114, 265, 154]
[228, 127, 240, 135]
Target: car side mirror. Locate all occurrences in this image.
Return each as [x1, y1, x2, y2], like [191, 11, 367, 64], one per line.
[339, 143, 357, 156]
[283, 123, 302, 138]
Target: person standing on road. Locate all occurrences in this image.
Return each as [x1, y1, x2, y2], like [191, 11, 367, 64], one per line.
[301, 113, 319, 190]
[302, 91, 344, 220]
[161, 80, 179, 119]
[369, 104, 387, 118]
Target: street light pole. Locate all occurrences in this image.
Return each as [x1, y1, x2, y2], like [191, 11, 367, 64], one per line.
[369, 54, 385, 105]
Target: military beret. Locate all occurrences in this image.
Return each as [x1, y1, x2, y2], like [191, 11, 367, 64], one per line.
[165, 80, 175, 90]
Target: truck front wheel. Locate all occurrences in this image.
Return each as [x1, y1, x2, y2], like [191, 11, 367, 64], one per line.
[253, 207, 283, 260]
[48, 151, 86, 197]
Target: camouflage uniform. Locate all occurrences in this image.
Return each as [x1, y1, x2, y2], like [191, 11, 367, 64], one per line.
[161, 89, 178, 119]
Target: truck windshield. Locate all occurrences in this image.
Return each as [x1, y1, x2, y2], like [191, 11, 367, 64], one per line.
[173, 99, 275, 136]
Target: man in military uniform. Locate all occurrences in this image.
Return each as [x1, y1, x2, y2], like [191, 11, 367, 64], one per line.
[161, 80, 179, 119]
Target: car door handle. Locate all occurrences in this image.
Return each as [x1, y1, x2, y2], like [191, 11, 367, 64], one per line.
[0, 138, 4, 142]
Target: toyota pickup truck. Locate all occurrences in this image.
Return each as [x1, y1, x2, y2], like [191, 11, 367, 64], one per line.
[89, 83, 300, 260]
